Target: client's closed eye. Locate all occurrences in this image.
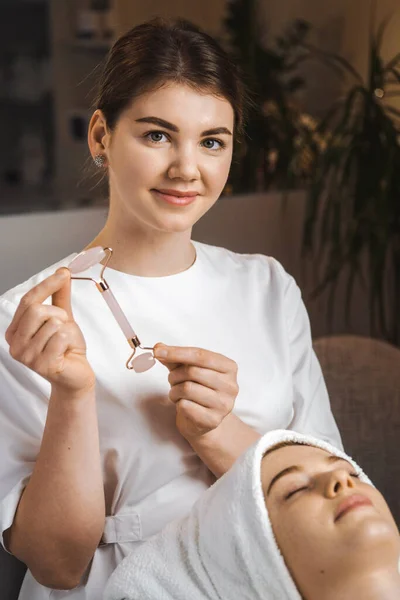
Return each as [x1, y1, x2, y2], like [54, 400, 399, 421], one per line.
[285, 471, 359, 500]
[285, 486, 309, 500]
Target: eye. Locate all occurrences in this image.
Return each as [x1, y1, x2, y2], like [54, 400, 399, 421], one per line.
[201, 138, 226, 151]
[350, 472, 360, 479]
[145, 131, 169, 144]
[285, 486, 309, 500]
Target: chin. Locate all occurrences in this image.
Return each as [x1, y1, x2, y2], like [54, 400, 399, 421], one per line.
[342, 513, 399, 552]
[150, 217, 195, 235]
[150, 207, 207, 233]
[161, 213, 197, 230]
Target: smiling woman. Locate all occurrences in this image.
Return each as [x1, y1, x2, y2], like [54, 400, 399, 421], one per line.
[88, 83, 235, 243]
[0, 17, 342, 600]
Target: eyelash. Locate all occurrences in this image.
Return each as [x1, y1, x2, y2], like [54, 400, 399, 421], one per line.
[143, 130, 226, 151]
[285, 472, 360, 500]
[285, 486, 308, 499]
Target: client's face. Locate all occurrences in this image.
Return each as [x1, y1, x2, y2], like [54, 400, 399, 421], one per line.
[261, 445, 399, 598]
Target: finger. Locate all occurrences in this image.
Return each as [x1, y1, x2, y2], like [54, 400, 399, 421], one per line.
[52, 268, 74, 320]
[37, 330, 70, 376]
[9, 304, 68, 349]
[28, 318, 66, 359]
[153, 343, 182, 371]
[40, 322, 80, 373]
[154, 343, 236, 374]
[10, 317, 64, 368]
[155, 357, 181, 371]
[169, 381, 219, 409]
[168, 364, 222, 392]
[176, 400, 222, 434]
[6, 270, 70, 341]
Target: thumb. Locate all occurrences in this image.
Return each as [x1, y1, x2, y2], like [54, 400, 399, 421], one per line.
[52, 268, 74, 319]
[153, 343, 180, 371]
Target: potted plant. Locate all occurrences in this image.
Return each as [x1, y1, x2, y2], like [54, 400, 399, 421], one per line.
[223, 0, 317, 193]
[301, 17, 400, 345]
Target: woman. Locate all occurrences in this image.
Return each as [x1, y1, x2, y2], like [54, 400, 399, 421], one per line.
[0, 18, 341, 599]
[105, 430, 400, 600]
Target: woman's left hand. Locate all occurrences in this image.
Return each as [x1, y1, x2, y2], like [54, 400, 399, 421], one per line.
[153, 343, 239, 441]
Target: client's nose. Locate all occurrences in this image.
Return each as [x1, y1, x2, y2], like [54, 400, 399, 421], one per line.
[325, 469, 356, 498]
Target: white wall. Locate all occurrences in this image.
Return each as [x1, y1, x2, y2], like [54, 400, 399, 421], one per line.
[0, 207, 108, 293]
[0, 192, 371, 340]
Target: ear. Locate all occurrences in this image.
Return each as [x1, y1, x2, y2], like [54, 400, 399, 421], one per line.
[88, 109, 111, 162]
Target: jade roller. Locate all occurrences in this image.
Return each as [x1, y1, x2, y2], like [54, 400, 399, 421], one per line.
[68, 247, 156, 373]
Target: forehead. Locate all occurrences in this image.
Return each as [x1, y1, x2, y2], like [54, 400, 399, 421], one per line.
[262, 444, 345, 481]
[123, 83, 235, 130]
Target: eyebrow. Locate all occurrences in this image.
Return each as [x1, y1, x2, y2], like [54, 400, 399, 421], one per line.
[135, 116, 233, 137]
[266, 455, 348, 496]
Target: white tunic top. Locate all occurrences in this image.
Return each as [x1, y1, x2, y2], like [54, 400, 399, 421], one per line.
[0, 241, 342, 599]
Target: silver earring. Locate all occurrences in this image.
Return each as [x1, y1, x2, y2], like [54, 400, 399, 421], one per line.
[93, 154, 105, 168]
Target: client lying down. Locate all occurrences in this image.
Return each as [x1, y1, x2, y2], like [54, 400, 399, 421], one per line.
[104, 430, 400, 600]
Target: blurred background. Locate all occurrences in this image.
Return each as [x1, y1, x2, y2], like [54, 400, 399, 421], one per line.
[1, 0, 400, 346]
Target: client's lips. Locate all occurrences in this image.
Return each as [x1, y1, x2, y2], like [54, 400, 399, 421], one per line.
[334, 494, 373, 522]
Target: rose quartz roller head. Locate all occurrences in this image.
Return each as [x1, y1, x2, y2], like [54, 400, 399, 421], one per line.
[68, 247, 156, 373]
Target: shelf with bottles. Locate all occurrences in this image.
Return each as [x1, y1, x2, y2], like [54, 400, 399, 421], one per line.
[0, 56, 52, 103]
[0, 0, 54, 200]
[69, 1, 116, 51]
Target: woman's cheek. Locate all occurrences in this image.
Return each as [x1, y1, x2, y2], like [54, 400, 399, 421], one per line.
[269, 499, 316, 553]
[118, 148, 165, 183]
[207, 156, 232, 189]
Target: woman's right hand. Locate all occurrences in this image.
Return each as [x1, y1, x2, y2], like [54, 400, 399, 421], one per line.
[5, 268, 95, 396]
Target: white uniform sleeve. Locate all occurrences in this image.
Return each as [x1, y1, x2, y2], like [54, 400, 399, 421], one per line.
[0, 298, 48, 551]
[279, 268, 343, 450]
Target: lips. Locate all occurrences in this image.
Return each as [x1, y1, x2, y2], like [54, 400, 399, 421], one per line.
[152, 189, 199, 206]
[334, 494, 373, 522]
[155, 189, 199, 198]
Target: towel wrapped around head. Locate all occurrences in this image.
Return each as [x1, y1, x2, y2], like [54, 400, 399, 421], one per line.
[104, 430, 370, 600]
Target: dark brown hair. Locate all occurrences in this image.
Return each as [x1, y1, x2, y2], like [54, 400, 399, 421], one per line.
[94, 17, 248, 139]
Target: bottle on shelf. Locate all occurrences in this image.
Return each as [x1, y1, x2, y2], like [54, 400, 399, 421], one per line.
[75, 0, 115, 43]
[20, 131, 47, 186]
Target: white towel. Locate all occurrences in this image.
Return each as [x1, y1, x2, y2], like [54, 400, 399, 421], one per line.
[104, 430, 370, 600]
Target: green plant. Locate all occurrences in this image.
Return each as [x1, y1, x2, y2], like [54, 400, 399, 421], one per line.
[301, 18, 400, 344]
[223, 0, 313, 192]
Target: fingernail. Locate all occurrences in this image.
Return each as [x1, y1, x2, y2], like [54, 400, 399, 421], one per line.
[154, 346, 168, 358]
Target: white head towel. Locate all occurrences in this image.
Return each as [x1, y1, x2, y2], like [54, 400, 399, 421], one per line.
[104, 430, 371, 600]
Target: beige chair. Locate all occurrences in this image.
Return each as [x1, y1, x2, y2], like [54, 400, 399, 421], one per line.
[313, 334, 400, 525]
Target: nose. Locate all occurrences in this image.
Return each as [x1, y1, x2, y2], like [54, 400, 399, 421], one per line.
[167, 145, 200, 182]
[325, 468, 356, 498]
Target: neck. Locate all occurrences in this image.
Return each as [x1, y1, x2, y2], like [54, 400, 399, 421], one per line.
[321, 567, 400, 600]
[86, 218, 196, 277]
